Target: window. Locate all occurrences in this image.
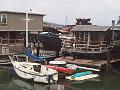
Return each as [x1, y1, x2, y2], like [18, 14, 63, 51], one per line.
[91, 32, 99, 41]
[0, 14, 7, 23]
[84, 32, 89, 41]
[79, 32, 84, 41]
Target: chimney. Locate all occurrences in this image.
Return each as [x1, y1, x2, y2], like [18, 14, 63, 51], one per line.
[116, 16, 120, 25]
[119, 16, 120, 21]
[112, 20, 115, 29]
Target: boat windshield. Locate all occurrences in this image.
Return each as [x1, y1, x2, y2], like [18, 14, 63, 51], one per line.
[33, 65, 41, 72]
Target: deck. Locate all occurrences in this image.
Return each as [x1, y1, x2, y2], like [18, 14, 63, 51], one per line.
[62, 40, 120, 54]
[55, 56, 120, 70]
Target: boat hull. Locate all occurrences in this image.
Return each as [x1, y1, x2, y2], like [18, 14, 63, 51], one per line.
[47, 65, 74, 74]
[12, 61, 58, 84]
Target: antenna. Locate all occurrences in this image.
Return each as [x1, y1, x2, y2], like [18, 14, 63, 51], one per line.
[65, 15, 69, 26]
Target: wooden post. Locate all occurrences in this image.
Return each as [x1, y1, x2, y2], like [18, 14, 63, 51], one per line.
[87, 32, 90, 50]
[106, 46, 112, 73]
[87, 32, 90, 46]
[107, 50, 111, 64]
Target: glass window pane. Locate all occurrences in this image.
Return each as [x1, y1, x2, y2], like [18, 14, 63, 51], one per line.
[1, 14, 7, 23]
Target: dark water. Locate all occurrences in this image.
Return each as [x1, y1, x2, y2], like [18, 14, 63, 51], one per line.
[0, 66, 120, 90]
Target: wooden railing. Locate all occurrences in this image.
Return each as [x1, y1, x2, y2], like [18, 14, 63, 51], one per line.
[62, 40, 108, 52]
[110, 40, 120, 46]
[1, 39, 24, 45]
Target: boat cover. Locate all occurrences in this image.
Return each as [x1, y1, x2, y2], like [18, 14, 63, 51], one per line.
[24, 48, 49, 61]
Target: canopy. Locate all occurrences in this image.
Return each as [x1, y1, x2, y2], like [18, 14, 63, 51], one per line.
[24, 48, 49, 61]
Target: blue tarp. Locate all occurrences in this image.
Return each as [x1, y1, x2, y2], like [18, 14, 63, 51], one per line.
[24, 48, 49, 61]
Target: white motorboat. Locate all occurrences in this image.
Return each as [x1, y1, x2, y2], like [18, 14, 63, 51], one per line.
[9, 55, 58, 84]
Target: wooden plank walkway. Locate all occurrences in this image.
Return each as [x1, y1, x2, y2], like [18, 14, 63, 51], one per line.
[55, 56, 120, 69]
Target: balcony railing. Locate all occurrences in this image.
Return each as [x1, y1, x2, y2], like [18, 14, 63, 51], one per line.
[110, 40, 120, 46]
[62, 40, 108, 52]
[1, 39, 24, 45]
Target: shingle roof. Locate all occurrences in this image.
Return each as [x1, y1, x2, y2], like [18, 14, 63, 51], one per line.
[71, 25, 110, 32]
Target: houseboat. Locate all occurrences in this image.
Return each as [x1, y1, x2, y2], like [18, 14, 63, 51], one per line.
[61, 18, 120, 59]
[0, 11, 44, 55]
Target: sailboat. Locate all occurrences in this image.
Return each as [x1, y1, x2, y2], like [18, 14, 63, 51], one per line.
[9, 11, 58, 84]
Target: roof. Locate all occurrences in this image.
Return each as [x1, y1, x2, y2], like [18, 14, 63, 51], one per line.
[0, 11, 45, 16]
[43, 21, 64, 28]
[71, 25, 110, 32]
[58, 27, 70, 33]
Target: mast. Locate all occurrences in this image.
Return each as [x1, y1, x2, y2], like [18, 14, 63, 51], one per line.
[25, 9, 33, 47]
[25, 11, 29, 47]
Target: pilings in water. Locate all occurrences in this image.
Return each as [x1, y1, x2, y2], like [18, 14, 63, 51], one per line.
[106, 50, 113, 73]
[106, 48, 120, 74]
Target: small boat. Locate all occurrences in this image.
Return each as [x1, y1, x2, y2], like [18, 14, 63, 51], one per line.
[49, 61, 66, 66]
[66, 64, 100, 72]
[46, 65, 74, 74]
[66, 74, 99, 81]
[9, 55, 58, 84]
[47, 61, 76, 79]
[70, 71, 92, 79]
[48, 61, 86, 79]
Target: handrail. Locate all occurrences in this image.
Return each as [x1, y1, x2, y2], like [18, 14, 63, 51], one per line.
[63, 40, 108, 52]
[1, 38, 24, 45]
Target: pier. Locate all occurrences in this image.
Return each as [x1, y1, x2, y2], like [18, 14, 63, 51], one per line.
[55, 56, 120, 72]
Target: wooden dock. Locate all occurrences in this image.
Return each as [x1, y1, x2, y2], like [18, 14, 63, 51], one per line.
[55, 56, 120, 71]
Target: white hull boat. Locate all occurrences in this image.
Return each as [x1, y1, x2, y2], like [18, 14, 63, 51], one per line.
[9, 55, 58, 84]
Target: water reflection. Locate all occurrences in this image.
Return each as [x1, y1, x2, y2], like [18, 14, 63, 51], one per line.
[10, 77, 64, 90]
[0, 67, 65, 90]
[0, 67, 120, 90]
[0, 67, 13, 90]
[69, 74, 120, 90]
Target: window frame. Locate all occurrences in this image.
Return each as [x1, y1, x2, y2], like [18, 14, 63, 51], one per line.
[0, 14, 7, 24]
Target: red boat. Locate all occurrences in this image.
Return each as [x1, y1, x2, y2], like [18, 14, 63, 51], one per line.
[46, 65, 74, 74]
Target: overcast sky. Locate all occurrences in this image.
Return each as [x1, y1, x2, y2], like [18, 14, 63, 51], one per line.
[0, 0, 120, 25]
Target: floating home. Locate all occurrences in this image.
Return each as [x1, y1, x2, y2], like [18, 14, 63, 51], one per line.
[62, 25, 110, 53]
[62, 23, 120, 59]
[0, 11, 44, 55]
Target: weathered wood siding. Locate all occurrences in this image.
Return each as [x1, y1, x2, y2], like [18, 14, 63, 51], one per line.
[0, 13, 43, 31]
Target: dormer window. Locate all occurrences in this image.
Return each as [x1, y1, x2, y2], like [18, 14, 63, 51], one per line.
[1, 14, 7, 23]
